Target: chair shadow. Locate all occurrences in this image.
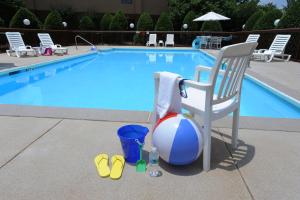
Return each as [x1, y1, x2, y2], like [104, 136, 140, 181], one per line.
[157, 129, 255, 176]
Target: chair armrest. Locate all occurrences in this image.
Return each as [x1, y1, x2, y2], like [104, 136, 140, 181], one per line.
[154, 72, 212, 91]
[184, 79, 212, 91]
[25, 45, 32, 49]
[195, 65, 226, 81]
[195, 65, 211, 81]
[255, 49, 267, 53]
[55, 44, 62, 48]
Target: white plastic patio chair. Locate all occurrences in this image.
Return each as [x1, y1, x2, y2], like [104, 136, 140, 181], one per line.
[146, 34, 157, 47]
[252, 34, 291, 62]
[165, 34, 175, 47]
[209, 36, 222, 49]
[38, 33, 68, 55]
[153, 42, 258, 171]
[245, 34, 260, 43]
[5, 32, 38, 57]
[199, 36, 210, 49]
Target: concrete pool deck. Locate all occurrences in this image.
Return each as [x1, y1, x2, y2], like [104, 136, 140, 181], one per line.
[0, 115, 300, 200]
[0, 46, 300, 199]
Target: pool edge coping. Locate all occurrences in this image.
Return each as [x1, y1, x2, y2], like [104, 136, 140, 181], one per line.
[0, 104, 299, 132]
[0, 50, 98, 76]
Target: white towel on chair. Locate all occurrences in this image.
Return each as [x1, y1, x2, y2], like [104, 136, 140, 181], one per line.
[156, 72, 182, 119]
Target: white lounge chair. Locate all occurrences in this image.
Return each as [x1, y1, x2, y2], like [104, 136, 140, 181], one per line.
[165, 34, 174, 47]
[146, 34, 157, 47]
[245, 34, 260, 43]
[38, 33, 68, 55]
[252, 34, 291, 62]
[5, 32, 38, 57]
[154, 42, 257, 171]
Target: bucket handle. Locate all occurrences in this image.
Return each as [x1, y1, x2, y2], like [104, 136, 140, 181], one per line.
[135, 139, 144, 146]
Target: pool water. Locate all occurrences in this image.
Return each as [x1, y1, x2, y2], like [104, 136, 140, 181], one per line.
[0, 48, 299, 119]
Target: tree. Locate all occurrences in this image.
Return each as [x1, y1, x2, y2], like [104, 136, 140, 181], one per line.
[87, 11, 102, 30]
[232, 0, 259, 30]
[155, 12, 173, 31]
[0, 17, 4, 27]
[57, 7, 78, 29]
[9, 7, 41, 29]
[136, 12, 153, 31]
[244, 9, 264, 30]
[79, 16, 95, 30]
[201, 21, 222, 31]
[278, 0, 300, 28]
[100, 13, 113, 30]
[168, 0, 238, 30]
[182, 11, 198, 31]
[44, 10, 63, 29]
[168, 0, 191, 30]
[109, 10, 128, 30]
[133, 12, 154, 44]
[253, 8, 282, 30]
[286, 0, 296, 8]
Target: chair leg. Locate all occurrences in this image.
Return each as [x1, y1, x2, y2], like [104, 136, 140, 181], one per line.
[203, 119, 212, 171]
[232, 108, 240, 149]
[266, 54, 274, 62]
[16, 51, 20, 58]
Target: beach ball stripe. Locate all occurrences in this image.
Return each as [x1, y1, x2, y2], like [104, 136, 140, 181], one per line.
[153, 113, 203, 165]
[169, 118, 200, 165]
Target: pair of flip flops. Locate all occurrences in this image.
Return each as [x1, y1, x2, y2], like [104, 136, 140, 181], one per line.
[94, 154, 125, 180]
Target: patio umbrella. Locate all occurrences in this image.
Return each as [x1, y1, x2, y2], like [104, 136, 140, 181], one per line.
[193, 11, 230, 21]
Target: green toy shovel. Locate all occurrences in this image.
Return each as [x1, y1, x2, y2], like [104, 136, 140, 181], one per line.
[135, 139, 146, 172]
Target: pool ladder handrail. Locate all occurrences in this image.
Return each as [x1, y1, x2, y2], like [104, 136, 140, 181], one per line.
[75, 35, 97, 50]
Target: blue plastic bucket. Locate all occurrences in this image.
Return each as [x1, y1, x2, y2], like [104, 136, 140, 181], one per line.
[117, 125, 149, 163]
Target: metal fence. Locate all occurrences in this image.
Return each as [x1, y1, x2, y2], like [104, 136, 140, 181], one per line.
[1, 28, 300, 61]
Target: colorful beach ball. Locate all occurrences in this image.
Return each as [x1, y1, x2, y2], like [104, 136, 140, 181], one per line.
[152, 113, 203, 165]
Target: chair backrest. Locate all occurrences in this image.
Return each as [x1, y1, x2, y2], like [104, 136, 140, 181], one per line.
[209, 42, 258, 105]
[166, 34, 174, 43]
[269, 34, 291, 53]
[38, 33, 55, 46]
[210, 36, 222, 44]
[5, 32, 26, 50]
[245, 34, 260, 43]
[149, 34, 157, 44]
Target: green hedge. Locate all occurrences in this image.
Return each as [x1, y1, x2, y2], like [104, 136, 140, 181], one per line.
[79, 16, 95, 30]
[155, 12, 173, 31]
[100, 13, 113, 30]
[136, 12, 153, 31]
[0, 17, 5, 27]
[134, 12, 154, 44]
[201, 21, 222, 31]
[109, 10, 128, 30]
[253, 9, 282, 30]
[9, 7, 41, 29]
[57, 7, 78, 29]
[278, 0, 300, 28]
[244, 10, 264, 31]
[44, 10, 63, 29]
[182, 11, 198, 31]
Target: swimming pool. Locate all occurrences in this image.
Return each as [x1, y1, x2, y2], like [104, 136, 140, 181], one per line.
[0, 48, 299, 118]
